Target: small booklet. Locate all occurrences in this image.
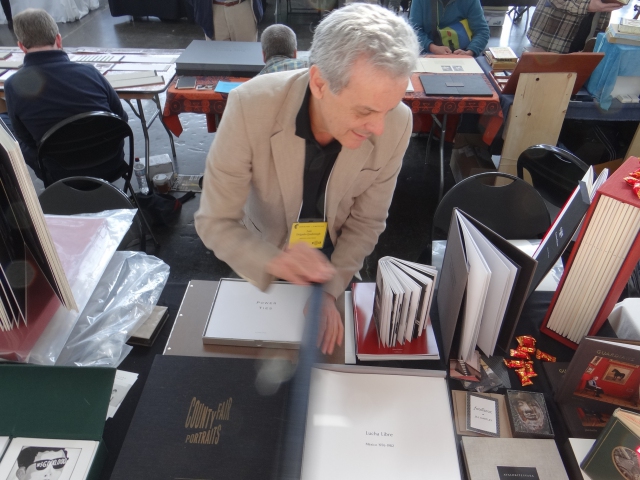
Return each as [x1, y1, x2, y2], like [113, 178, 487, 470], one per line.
[466, 392, 500, 437]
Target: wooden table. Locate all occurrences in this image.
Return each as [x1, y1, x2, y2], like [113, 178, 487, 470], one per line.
[161, 69, 503, 199]
[0, 46, 181, 182]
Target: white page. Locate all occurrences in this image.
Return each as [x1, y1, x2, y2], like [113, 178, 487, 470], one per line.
[390, 258, 437, 334]
[301, 369, 461, 480]
[203, 279, 309, 346]
[458, 214, 518, 356]
[457, 212, 491, 362]
[344, 292, 356, 364]
[0, 437, 8, 458]
[414, 57, 483, 74]
[385, 260, 421, 343]
[569, 438, 595, 480]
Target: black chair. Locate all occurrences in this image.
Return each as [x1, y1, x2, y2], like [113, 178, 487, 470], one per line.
[39, 177, 145, 251]
[434, 170, 550, 238]
[516, 144, 589, 210]
[419, 172, 551, 264]
[37, 111, 134, 193]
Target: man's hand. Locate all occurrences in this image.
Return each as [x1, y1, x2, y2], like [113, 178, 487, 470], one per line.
[265, 242, 335, 285]
[312, 292, 344, 355]
[588, 0, 622, 12]
[454, 49, 474, 56]
[429, 44, 452, 55]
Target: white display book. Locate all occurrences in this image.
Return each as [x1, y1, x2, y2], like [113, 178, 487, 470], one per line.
[301, 366, 461, 480]
[202, 278, 310, 349]
[0, 438, 99, 480]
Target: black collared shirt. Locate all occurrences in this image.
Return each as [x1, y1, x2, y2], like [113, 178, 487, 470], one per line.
[295, 87, 342, 220]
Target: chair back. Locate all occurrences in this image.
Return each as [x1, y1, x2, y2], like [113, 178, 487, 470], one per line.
[37, 111, 134, 192]
[516, 144, 589, 209]
[432, 172, 551, 241]
[38, 176, 144, 251]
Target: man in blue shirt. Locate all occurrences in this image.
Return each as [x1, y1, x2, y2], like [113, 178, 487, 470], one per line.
[4, 8, 128, 183]
[258, 24, 308, 76]
[409, 0, 489, 56]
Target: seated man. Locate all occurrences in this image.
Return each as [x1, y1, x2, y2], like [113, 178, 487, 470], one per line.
[585, 376, 604, 397]
[4, 9, 128, 184]
[195, 3, 419, 355]
[409, 0, 489, 56]
[258, 24, 308, 75]
[527, 0, 621, 53]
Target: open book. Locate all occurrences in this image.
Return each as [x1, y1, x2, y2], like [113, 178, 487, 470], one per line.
[0, 118, 76, 335]
[438, 209, 537, 361]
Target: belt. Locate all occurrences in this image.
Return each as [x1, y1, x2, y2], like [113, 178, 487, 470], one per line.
[213, 0, 244, 6]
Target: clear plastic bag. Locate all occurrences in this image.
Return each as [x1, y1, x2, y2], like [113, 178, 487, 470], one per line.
[55, 251, 169, 367]
[11, 209, 135, 364]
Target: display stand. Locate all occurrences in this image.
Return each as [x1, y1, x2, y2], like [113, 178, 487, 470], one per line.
[499, 72, 576, 178]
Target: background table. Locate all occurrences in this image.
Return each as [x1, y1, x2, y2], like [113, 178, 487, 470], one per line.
[161, 70, 503, 199]
[108, 0, 191, 19]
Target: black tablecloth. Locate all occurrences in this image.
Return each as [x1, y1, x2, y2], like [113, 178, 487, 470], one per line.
[108, 0, 191, 19]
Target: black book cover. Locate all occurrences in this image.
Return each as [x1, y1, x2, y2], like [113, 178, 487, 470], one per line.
[541, 361, 569, 394]
[528, 182, 590, 297]
[111, 355, 292, 480]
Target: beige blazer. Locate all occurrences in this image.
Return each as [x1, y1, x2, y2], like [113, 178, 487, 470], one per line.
[194, 69, 412, 299]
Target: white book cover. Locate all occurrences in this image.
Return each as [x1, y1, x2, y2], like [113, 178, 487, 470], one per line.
[568, 438, 595, 480]
[0, 438, 98, 480]
[0, 438, 8, 460]
[301, 369, 461, 480]
[203, 279, 309, 348]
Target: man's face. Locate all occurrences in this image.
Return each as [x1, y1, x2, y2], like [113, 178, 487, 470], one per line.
[17, 450, 66, 480]
[516, 400, 543, 430]
[309, 57, 408, 150]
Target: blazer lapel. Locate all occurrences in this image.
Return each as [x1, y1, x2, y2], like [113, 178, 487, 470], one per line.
[270, 73, 309, 228]
[326, 140, 374, 231]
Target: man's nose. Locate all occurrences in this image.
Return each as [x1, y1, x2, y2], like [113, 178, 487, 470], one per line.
[365, 115, 385, 136]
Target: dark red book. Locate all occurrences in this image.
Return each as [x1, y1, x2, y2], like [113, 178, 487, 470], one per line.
[540, 156, 640, 349]
[352, 282, 439, 361]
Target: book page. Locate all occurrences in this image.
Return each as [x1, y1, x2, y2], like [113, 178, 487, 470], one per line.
[301, 369, 461, 480]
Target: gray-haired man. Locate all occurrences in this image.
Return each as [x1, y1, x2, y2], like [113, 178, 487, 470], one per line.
[195, 4, 419, 355]
[258, 24, 308, 75]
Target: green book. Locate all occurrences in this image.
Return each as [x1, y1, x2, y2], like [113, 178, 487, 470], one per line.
[581, 408, 640, 480]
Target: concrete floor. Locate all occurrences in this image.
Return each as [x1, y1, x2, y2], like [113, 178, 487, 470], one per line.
[0, 0, 634, 286]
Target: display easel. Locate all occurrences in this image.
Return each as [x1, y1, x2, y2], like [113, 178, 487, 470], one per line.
[498, 72, 576, 178]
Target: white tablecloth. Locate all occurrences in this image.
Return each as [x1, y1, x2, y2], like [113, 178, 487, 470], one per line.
[608, 298, 640, 341]
[0, 0, 99, 24]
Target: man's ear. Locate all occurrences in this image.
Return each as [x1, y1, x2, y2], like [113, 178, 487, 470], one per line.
[17, 41, 27, 54]
[16, 467, 26, 480]
[293, 49, 297, 59]
[262, 51, 266, 63]
[308, 64, 327, 100]
[55, 33, 62, 49]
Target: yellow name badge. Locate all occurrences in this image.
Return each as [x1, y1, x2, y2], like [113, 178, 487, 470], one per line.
[289, 222, 327, 249]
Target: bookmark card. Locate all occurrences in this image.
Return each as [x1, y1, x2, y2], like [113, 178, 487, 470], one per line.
[467, 392, 500, 437]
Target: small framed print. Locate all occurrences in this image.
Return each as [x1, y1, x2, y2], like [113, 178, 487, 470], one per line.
[0, 438, 99, 480]
[466, 392, 500, 437]
[506, 390, 554, 439]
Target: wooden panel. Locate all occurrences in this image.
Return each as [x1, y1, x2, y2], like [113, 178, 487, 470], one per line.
[626, 123, 640, 159]
[499, 72, 575, 178]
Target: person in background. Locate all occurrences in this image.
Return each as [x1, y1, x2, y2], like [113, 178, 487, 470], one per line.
[258, 24, 308, 75]
[409, 0, 489, 56]
[526, 0, 621, 53]
[3, 9, 128, 184]
[186, 0, 263, 42]
[195, 4, 420, 355]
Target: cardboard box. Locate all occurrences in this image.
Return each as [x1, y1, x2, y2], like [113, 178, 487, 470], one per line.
[0, 364, 115, 480]
[450, 147, 497, 183]
[148, 153, 175, 180]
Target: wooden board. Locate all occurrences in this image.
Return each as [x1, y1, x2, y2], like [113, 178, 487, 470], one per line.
[499, 72, 575, 178]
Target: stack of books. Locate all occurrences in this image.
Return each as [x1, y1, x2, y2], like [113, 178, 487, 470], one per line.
[606, 23, 640, 46]
[484, 47, 518, 71]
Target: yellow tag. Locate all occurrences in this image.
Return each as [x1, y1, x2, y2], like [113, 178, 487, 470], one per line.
[289, 222, 327, 249]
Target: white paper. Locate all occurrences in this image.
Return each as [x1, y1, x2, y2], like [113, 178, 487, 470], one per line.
[0, 438, 98, 480]
[468, 394, 498, 435]
[414, 57, 483, 74]
[569, 438, 595, 480]
[0, 437, 9, 459]
[301, 369, 461, 480]
[406, 78, 414, 92]
[107, 370, 139, 419]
